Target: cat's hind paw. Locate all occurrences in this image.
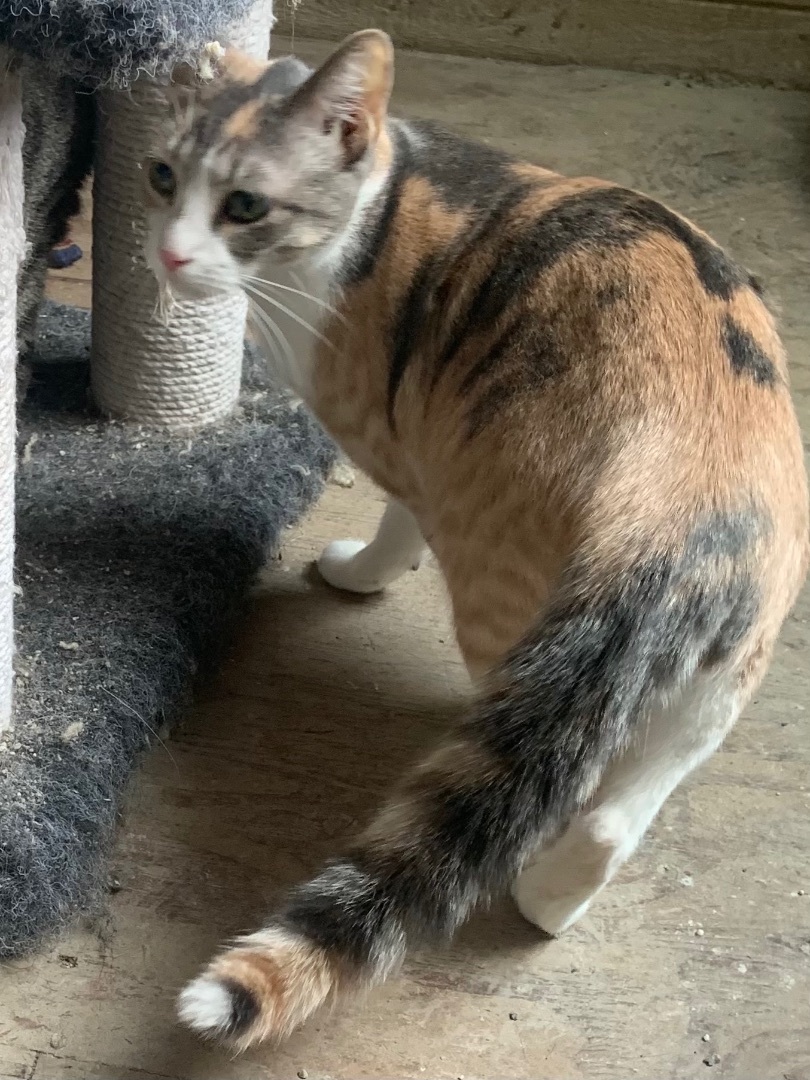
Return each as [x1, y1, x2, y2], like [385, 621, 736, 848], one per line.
[317, 540, 387, 594]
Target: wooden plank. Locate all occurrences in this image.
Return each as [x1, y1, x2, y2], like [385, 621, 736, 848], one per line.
[275, 0, 810, 89]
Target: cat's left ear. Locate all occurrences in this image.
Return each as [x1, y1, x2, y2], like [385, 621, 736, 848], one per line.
[290, 29, 394, 166]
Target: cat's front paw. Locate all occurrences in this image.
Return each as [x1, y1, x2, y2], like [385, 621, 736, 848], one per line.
[317, 540, 387, 594]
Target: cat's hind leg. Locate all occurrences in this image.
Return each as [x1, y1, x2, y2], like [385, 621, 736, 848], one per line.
[317, 499, 426, 594]
[512, 668, 745, 934]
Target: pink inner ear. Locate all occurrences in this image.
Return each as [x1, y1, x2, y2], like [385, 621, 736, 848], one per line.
[341, 117, 359, 141]
[322, 111, 362, 141]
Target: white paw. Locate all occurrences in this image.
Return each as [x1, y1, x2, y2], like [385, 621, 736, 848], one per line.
[511, 870, 594, 936]
[317, 540, 386, 594]
[178, 976, 234, 1036]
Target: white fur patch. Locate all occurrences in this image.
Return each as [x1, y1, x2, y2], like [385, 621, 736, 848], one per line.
[245, 261, 333, 399]
[317, 159, 391, 279]
[177, 977, 233, 1033]
[317, 502, 425, 594]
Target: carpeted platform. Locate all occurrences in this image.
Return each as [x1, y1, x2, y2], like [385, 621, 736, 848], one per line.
[0, 301, 335, 956]
[0, 0, 256, 88]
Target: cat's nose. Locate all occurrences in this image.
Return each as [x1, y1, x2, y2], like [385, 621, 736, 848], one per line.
[159, 248, 192, 273]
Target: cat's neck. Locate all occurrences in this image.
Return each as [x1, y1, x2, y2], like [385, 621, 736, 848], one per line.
[247, 122, 411, 398]
[313, 121, 401, 286]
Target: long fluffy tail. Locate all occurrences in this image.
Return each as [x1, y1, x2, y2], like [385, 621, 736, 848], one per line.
[178, 539, 757, 1047]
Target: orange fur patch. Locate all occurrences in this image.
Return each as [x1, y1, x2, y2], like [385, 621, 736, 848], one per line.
[209, 931, 339, 1048]
[219, 47, 269, 85]
[224, 98, 264, 140]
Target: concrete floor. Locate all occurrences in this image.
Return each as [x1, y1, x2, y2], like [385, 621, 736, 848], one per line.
[2, 39, 809, 1080]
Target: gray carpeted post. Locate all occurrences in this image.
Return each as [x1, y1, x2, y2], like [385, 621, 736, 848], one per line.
[0, 64, 26, 732]
[90, 0, 274, 427]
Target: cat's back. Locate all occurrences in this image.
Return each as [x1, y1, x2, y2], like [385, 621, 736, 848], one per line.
[322, 118, 806, 564]
[355, 119, 798, 457]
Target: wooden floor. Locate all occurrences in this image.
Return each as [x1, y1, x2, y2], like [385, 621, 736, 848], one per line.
[2, 40, 809, 1080]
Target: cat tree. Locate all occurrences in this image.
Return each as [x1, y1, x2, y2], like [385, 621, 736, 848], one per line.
[0, 0, 274, 733]
[0, 2, 336, 956]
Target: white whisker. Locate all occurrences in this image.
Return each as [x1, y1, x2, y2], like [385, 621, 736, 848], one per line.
[246, 300, 280, 359]
[244, 286, 297, 382]
[241, 283, 335, 351]
[244, 275, 347, 325]
[247, 305, 288, 379]
[246, 291, 284, 355]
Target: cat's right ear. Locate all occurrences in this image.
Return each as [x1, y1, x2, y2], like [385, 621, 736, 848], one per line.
[289, 29, 394, 166]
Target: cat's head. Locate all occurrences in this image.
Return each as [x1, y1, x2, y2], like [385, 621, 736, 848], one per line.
[143, 30, 394, 297]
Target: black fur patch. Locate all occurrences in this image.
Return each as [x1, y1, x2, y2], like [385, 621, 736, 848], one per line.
[401, 119, 523, 211]
[462, 319, 567, 436]
[345, 121, 534, 290]
[594, 279, 632, 308]
[701, 586, 760, 667]
[222, 978, 260, 1035]
[688, 508, 765, 666]
[722, 315, 777, 386]
[279, 862, 401, 967]
[376, 124, 544, 419]
[441, 186, 750, 374]
[458, 319, 527, 397]
[587, 188, 747, 299]
[427, 778, 523, 879]
[426, 176, 533, 386]
[466, 382, 520, 439]
[483, 510, 761, 767]
[686, 507, 768, 561]
[386, 254, 441, 425]
[340, 126, 414, 285]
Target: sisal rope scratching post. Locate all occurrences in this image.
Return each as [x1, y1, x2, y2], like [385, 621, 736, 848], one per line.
[0, 67, 25, 733]
[90, 1, 274, 427]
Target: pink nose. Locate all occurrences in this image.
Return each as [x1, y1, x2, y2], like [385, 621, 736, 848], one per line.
[159, 248, 191, 272]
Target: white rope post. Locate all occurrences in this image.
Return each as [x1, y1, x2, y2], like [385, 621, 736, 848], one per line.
[0, 64, 25, 732]
[90, 1, 274, 426]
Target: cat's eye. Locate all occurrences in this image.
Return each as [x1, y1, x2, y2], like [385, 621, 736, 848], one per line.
[148, 160, 176, 198]
[222, 190, 271, 225]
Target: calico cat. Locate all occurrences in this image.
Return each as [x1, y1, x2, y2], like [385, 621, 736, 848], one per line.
[143, 32, 809, 1047]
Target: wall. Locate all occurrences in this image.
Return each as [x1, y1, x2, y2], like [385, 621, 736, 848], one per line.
[274, 0, 810, 89]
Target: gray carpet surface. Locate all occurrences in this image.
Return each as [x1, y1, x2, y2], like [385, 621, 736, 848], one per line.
[1, 301, 336, 956]
[1, 0, 255, 88]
